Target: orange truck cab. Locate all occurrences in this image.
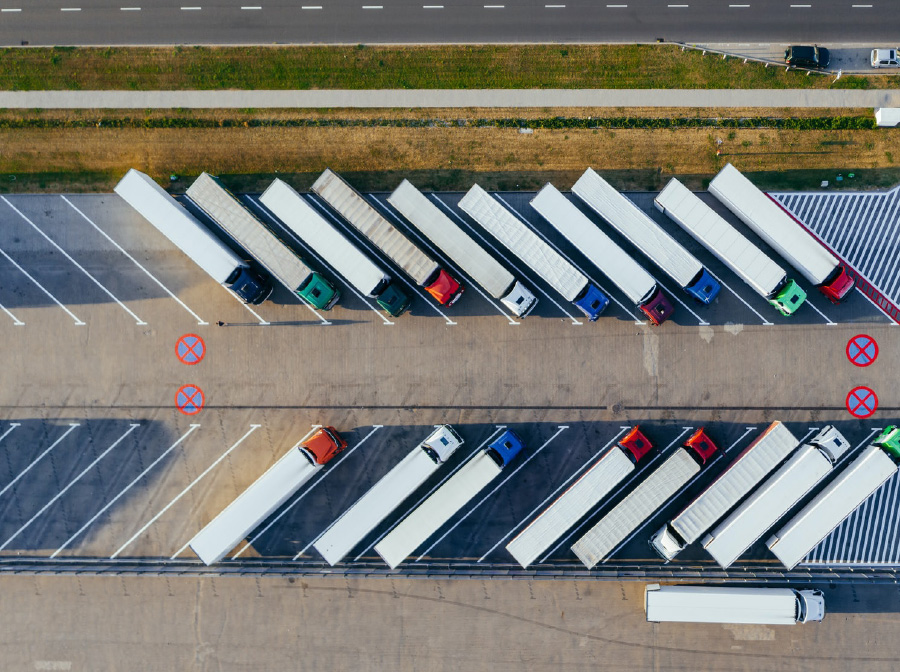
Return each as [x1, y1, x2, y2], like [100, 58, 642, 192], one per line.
[300, 426, 348, 466]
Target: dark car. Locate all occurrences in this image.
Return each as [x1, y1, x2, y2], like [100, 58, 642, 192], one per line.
[784, 45, 830, 69]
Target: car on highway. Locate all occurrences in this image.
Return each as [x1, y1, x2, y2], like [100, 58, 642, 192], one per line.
[871, 49, 900, 68]
[784, 45, 830, 69]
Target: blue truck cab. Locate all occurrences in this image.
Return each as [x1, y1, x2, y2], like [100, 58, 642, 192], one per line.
[227, 266, 274, 305]
[684, 268, 721, 304]
[573, 283, 610, 321]
[486, 430, 526, 468]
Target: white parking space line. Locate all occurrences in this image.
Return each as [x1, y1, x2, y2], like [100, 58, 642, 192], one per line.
[415, 425, 570, 561]
[539, 427, 692, 563]
[496, 195, 645, 324]
[705, 268, 772, 325]
[248, 196, 393, 326]
[0, 244, 84, 325]
[353, 426, 508, 563]
[51, 424, 200, 558]
[0, 300, 23, 326]
[61, 196, 209, 326]
[0, 423, 78, 500]
[229, 425, 384, 560]
[371, 195, 517, 324]
[306, 194, 457, 326]
[477, 426, 630, 563]
[1, 196, 147, 325]
[0, 423, 21, 446]
[430, 195, 582, 324]
[226, 290, 270, 324]
[0, 424, 138, 553]
[804, 296, 837, 325]
[111, 424, 260, 559]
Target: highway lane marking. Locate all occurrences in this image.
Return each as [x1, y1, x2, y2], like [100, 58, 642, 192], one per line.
[354, 426, 508, 563]
[431, 195, 582, 324]
[423, 4, 443, 6]
[371, 195, 517, 325]
[111, 424, 260, 559]
[851, 3, 872, 6]
[540, 427, 693, 564]
[2, 196, 147, 325]
[0, 298, 23, 325]
[790, 3, 810, 5]
[496, 195, 645, 325]
[181, 6, 201, 9]
[415, 425, 570, 562]
[0, 424, 139, 553]
[0, 7, 22, 11]
[667, 3, 688, 6]
[226, 425, 383, 561]
[62, 195, 209, 326]
[249, 196, 394, 325]
[51, 424, 200, 558]
[545, 3, 565, 6]
[0, 243, 84, 325]
[478, 426, 630, 563]
[301, 5, 322, 7]
[0, 423, 78, 500]
[484, 4, 504, 6]
[120, 6, 140, 9]
[362, 4, 382, 7]
[241, 4, 261, 7]
[606, 3, 627, 5]
[729, 3, 749, 6]
[59, 7, 80, 10]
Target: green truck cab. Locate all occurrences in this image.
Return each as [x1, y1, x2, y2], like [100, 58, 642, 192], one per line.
[875, 426, 900, 458]
[298, 273, 340, 310]
[375, 283, 412, 317]
[769, 279, 808, 317]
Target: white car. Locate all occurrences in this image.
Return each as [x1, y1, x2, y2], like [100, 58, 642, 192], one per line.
[871, 49, 900, 68]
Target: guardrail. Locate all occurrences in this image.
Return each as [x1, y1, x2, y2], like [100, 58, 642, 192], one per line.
[669, 41, 845, 83]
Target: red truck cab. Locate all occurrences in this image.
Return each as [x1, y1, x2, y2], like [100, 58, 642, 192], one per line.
[299, 426, 348, 466]
[684, 428, 719, 465]
[425, 268, 464, 305]
[619, 426, 655, 464]
[640, 287, 676, 326]
[819, 265, 855, 303]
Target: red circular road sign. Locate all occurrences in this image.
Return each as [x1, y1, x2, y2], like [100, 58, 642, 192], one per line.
[176, 334, 206, 365]
[846, 386, 878, 419]
[846, 334, 878, 367]
[176, 384, 205, 415]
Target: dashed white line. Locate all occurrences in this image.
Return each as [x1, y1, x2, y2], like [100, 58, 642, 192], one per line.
[606, 3, 627, 5]
[241, 4, 261, 7]
[301, 4, 321, 7]
[729, 3, 749, 6]
[667, 3, 688, 6]
[60, 6, 80, 10]
[119, 6, 140, 9]
[790, 3, 810, 5]
[0, 8, 22, 11]
[180, 5, 201, 9]
[545, 3, 565, 6]
[484, 4, 504, 7]
[362, 4, 382, 7]
[423, 4, 442, 6]
[851, 3, 872, 5]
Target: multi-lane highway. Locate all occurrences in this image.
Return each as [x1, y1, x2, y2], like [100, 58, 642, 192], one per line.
[0, 0, 897, 46]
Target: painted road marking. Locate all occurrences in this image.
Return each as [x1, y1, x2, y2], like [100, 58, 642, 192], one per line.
[1, 196, 146, 325]
[0, 424, 138, 552]
[0, 299, 23, 325]
[847, 334, 878, 367]
[175, 385, 205, 415]
[0, 7, 22, 11]
[176, 334, 206, 365]
[0, 243, 84, 325]
[0, 423, 21, 447]
[50, 424, 200, 558]
[111, 424, 260, 559]
[704, 267, 772, 325]
[846, 386, 878, 418]
[0, 423, 78, 500]
[430, 195, 583, 325]
[63, 194, 208, 324]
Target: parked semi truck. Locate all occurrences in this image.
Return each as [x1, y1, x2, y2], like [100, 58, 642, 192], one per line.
[530, 183, 675, 325]
[259, 179, 410, 317]
[572, 429, 719, 569]
[505, 427, 655, 568]
[708, 163, 855, 303]
[645, 585, 825, 625]
[387, 180, 538, 317]
[314, 425, 464, 566]
[458, 184, 610, 320]
[311, 169, 464, 306]
[374, 430, 525, 569]
[114, 169, 272, 304]
[767, 426, 900, 570]
[189, 427, 347, 565]
[703, 426, 850, 569]
[654, 178, 807, 316]
[650, 421, 799, 562]
[571, 168, 721, 304]
[185, 173, 340, 310]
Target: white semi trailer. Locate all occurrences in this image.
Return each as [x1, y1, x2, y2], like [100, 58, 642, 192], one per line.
[654, 177, 808, 316]
[707, 163, 855, 303]
[259, 179, 411, 317]
[703, 427, 850, 569]
[767, 427, 900, 570]
[458, 184, 610, 320]
[313, 425, 463, 566]
[186, 172, 340, 310]
[387, 179, 537, 317]
[114, 169, 272, 304]
[571, 168, 721, 304]
[530, 183, 675, 326]
[645, 585, 825, 624]
[649, 421, 800, 562]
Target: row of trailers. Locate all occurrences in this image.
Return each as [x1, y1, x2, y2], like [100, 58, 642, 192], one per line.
[115, 164, 855, 327]
[185, 422, 900, 570]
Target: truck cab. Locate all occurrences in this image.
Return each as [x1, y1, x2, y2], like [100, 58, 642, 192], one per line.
[299, 426, 348, 466]
[685, 268, 721, 304]
[227, 266, 274, 305]
[641, 286, 675, 326]
[424, 268, 464, 306]
[619, 426, 654, 464]
[819, 265, 855, 303]
[684, 428, 719, 466]
[808, 425, 850, 463]
[486, 430, 526, 467]
[503, 282, 539, 318]
[420, 425, 465, 464]
[769, 278, 807, 316]
[573, 284, 610, 321]
[297, 272, 341, 310]
[650, 524, 687, 562]
[875, 426, 900, 457]
[376, 283, 412, 317]
[797, 589, 826, 622]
